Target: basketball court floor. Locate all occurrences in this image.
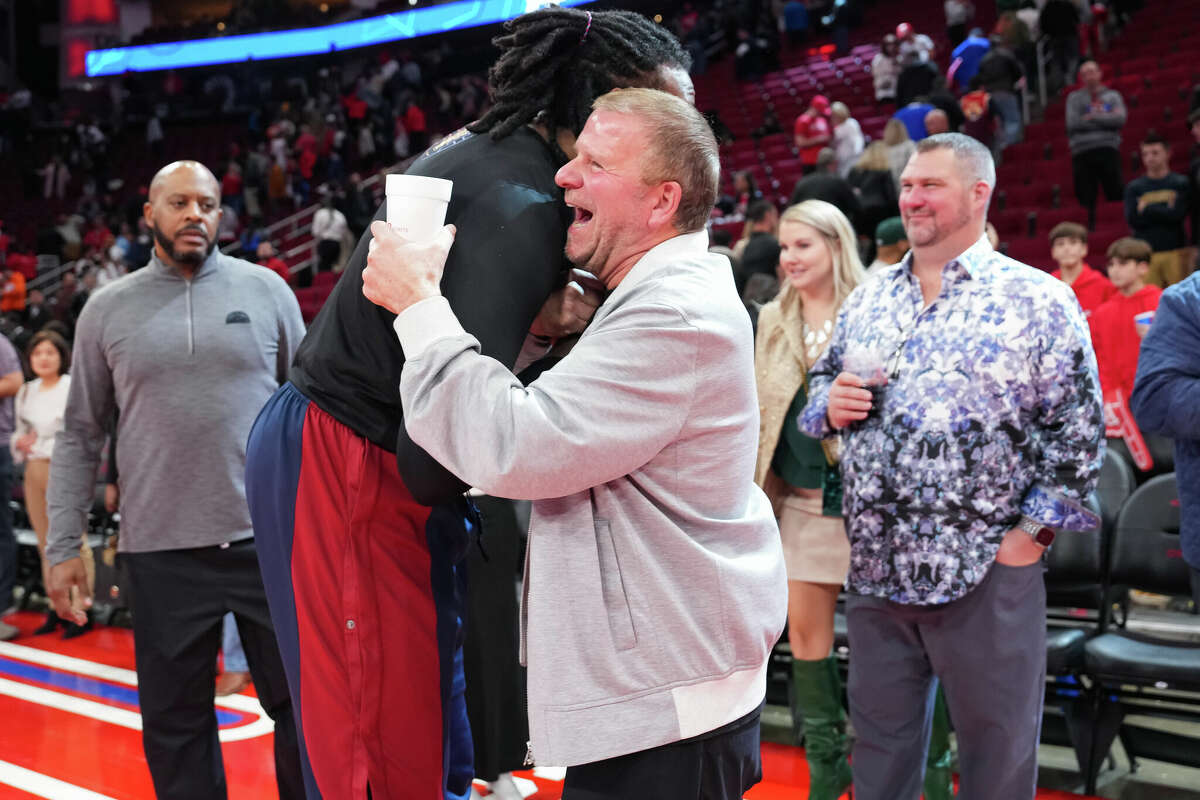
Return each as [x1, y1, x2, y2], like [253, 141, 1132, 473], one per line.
[0, 610, 1184, 799]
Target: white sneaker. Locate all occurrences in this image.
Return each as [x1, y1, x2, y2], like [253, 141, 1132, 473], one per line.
[0, 621, 18, 641]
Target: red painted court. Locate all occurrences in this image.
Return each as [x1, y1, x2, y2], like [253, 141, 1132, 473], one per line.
[0, 610, 1102, 799]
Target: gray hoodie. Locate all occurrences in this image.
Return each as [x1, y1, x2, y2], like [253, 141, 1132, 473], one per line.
[1066, 85, 1127, 156]
[46, 250, 304, 565]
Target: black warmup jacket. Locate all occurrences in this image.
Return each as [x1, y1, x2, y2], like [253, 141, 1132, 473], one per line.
[291, 126, 571, 504]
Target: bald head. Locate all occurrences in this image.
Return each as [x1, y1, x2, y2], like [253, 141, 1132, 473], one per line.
[923, 109, 950, 135]
[144, 160, 222, 273]
[148, 160, 219, 204]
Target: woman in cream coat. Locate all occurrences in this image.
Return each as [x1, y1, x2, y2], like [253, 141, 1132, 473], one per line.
[754, 199, 863, 800]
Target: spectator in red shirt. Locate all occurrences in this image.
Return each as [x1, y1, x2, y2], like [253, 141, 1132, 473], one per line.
[81, 217, 110, 254]
[221, 162, 244, 216]
[1090, 237, 1162, 402]
[403, 99, 428, 154]
[342, 92, 367, 121]
[294, 124, 318, 156]
[1049, 221, 1115, 318]
[794, 95, 832, 175]
[221, 162, 243, 198]
[256, 241, 291, 284]
[7, 246, 38, 281]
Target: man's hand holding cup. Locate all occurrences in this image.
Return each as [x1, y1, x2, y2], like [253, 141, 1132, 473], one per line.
[827, 372, 876, 429]
[362, 221, 456, 315]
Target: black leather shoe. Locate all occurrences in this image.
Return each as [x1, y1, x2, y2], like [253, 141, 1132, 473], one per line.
[61, 615, 93, 640]
[33, 611, 62, 636]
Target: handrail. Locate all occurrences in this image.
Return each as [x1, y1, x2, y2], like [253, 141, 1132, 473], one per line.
[1036, 35, 1050, 112]
[29, 261, 76, 294]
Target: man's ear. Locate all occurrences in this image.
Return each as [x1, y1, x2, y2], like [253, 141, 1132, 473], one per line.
[975, 181, 992, 213]
[648, 181, 683, 231]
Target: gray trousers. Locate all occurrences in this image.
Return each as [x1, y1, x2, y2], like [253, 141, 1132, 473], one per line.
[846, 562, 1047, 800]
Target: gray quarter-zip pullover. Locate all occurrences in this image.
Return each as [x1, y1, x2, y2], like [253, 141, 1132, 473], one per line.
[46, 250, 304, 565]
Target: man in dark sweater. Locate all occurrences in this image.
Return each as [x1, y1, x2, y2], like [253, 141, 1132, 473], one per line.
[790, 149, 864, 236]
[1125, 133, 1192, 287]
[739, 199, 780, 292]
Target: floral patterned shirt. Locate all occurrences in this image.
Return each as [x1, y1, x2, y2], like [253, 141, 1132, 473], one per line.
[801, 235, 1104, 605]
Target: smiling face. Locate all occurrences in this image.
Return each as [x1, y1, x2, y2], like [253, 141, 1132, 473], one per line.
[144, 162, 222, 270]
[778, 220, 834, 293]
[898, 148, 986, 250]
[29, 339, 61, 380]
[555, 110, 660, 283]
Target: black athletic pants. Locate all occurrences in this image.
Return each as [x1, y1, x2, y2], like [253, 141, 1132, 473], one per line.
[122, 540, 304, 800]
[316, 239, 341, 273]
[562, 704, 763, 800]
[1072, 147, 1124, 226]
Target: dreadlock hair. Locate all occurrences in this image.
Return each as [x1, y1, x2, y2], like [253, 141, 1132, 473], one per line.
[468, 7, 691, 142]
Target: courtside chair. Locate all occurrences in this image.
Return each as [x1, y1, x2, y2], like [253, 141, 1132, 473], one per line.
[1081, 474, 1200, 795]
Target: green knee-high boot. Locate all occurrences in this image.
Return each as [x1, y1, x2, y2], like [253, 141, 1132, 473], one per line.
[791, 656, 853, 800]
[923, 685, 954, 800]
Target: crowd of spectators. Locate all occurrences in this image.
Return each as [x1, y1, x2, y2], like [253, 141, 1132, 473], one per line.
[1, 21, 496, 343]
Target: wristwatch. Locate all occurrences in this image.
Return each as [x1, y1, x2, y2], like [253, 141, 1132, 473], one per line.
[1017, 517, 1056, 548]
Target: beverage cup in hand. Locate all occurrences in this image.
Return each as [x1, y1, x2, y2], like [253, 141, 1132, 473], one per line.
[1133, 310, 1155, 339]
[385, 174, 453, 243]
[843, 344, 888, 417]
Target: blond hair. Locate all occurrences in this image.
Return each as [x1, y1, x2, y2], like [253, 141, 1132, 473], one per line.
[854, 140, 891, 171]
[592, 88, 719, 233]
[776, 199, 866, 315]
[883, 118, 911, 147]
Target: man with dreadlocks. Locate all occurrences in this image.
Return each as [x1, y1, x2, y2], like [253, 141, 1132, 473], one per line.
[243, 7, 694, 799]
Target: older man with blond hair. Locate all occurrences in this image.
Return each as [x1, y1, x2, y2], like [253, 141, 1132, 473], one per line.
[362, 88, 787, 800]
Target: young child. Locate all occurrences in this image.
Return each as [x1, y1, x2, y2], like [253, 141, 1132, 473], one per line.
[1049, 221, 1116, 317]
[1090, 237, 1163, 402]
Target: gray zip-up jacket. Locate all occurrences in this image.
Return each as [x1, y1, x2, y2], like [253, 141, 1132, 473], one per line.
[1065, 86, 1127, 156]
[394, 231, 788, 767]
[46, 250, 304, 565]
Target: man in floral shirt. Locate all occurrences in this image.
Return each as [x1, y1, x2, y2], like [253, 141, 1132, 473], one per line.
[802, 133, 1104, 800]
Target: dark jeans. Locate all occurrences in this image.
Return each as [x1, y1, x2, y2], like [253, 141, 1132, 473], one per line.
[123, 541, 304, 800]
[1191, 567, 1200, 608]
[1072, 147, 1124, 225]
[562, 705, 763, 800]
[0, 448, 13, 611]
[846, 562, 1047, 800]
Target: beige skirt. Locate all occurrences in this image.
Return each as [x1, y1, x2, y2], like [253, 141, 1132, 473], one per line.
[779, 494, 850, 584]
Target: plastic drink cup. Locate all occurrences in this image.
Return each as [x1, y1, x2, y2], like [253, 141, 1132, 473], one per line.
[843, 344, 888, 420]
[1133, 310, 1155, 337]
[385, 174, 453, 242]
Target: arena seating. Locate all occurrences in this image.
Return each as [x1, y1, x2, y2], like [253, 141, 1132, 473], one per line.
[703, 0, 1199, 279]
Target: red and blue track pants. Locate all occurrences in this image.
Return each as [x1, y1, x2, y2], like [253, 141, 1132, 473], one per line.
[245, 382, 474, 799]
